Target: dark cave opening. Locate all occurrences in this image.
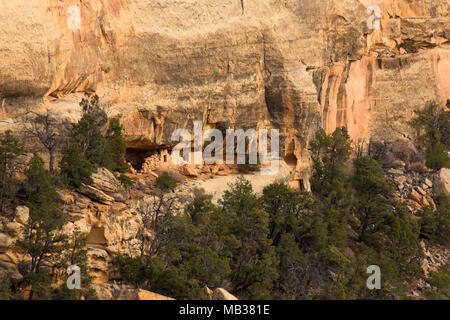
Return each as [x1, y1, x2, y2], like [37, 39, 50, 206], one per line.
[126, 148, 155, 171]
[285, 153, 298, 172]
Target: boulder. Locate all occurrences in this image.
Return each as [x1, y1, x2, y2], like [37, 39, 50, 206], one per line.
[409, 189, 422, 203]
[387, 168, 404, 175]
[210, 165, 219, 175]
[216, 165, 232, 176]
[4, 222, 23, 237]
[424, 178, 433, 188]
[432, 168, 450, 198]
[421, 197, 430, 208]
[137, 289, 175, 300]
[116, 288, 140, 300]
[92, 283, 174, 300]
[406, 199, 422, 211]
[14, 206, 29, 225]
[79, 184, 115, 204]
[212, 288, 238, 300]
[202, 286, 214, 300]
[87, 248, 110, 283]
[429, 198, 437, 211]
[91, 283, 119, 300]
[0, 233, 13, 249]
[201, 166, 212, 174]
[413, 186, 426, 196]
[394, 176, 407, 186]
[392, 160, 406, 169]
[91, 168, 123, 194]
[182, 166, 199, 177]
[0, 260, 21, 280]
[116, 288, 176, 300]
[111, 202, 128, 213]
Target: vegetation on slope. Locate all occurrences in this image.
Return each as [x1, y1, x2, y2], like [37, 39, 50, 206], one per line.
[0, 98, 448, 300]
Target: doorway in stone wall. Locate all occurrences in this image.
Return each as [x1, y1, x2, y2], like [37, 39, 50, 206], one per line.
[126, 148, 154, 171]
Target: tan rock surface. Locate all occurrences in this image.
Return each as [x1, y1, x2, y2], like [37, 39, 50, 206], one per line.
[212, 288, 239, 300]
[0, 0, 449, 299]
[92, 283, 174, 300]
[90, 168, 123, 194]
[409, 188, 422, 203]
[432, 168, 450, 198]
[0, 0, 448, 188]
[13, 206, 29, 225]
[137, 289, 174, 301]
[0, 233, 13, 250]
[79, 184, 115, 204]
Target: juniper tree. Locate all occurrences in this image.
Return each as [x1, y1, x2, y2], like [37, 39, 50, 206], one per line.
[0, 130, 23, 216]
[220, 177, 279, 299]
[409, 101, 450, 170]
[424, 263, 450, 300]
[60, 94, 128, 187]
[53, 227, 97, 300]
[309, 127, 352, 251]
[59, 142, 95, 188]
[352, 155, 423, 297]
[105, 117, 128, 173]
[352, 156, 395, 242]
[309, 127, 353, 211]
[419, 193, 450, 246]
[15, 154, 67, 300]
[71, 94, 108, 165]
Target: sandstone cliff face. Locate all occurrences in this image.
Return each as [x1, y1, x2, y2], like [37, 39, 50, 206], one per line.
[0, 0, 449, 187]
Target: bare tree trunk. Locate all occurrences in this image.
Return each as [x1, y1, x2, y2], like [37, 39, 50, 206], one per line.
[49, 150, 54, 174]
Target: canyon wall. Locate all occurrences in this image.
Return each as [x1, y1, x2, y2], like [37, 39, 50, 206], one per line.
[0, 0, 449, 187]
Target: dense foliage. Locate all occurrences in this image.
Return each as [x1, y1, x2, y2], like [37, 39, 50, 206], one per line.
[0, 130, 23, 216]
[419, 194, 450, 246]
[113, 127, 442, 300]
[60, 94, 128, 187]
[0, 97, 448, 300]
[9, 154, 95, 299]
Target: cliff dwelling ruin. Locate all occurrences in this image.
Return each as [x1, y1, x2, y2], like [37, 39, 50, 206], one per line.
[126, 147, 172, 174]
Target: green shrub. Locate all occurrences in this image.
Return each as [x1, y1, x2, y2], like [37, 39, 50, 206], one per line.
[409, 102, 450, 170]
[156, 172, 177, 192]
[118, 174, 135, 188]
[0, 278, 11, 300]
[59, 143, 95, 188]
[237, 155, 260, 173]
[105, 118, 128, 173]
[237, 163, 259, 173]
[419, 194, 450, 246]
[113, 254, 149, 287]
[424, 263, 449, 300]
[109, 129, 432, 300]
[60, 95, 128, 187]
[0, 130, 23, 216]
[16, 154, 68, 300]
[425, 143, 450, 170]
